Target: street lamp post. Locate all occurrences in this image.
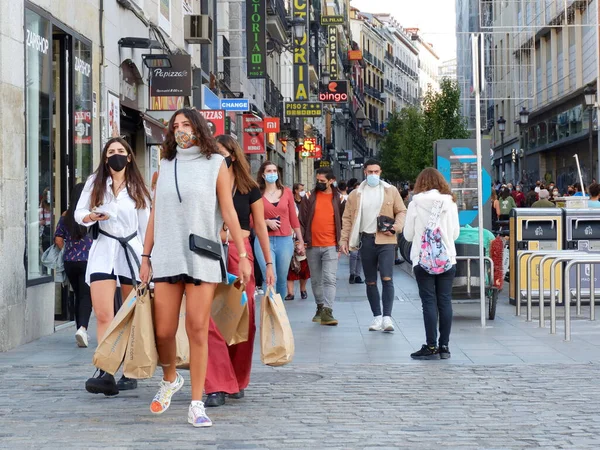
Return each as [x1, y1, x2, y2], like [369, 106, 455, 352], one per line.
[519, 107, 530, 184]
[497, 116, 506, 182]
[584, 85, 597, 183]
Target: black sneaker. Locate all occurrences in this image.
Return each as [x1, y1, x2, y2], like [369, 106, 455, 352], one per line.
[228, 389, 245, 399]
[349, 275, 355, 284]
[205, 392, 226, 407]
[116, 375, 138, 391]
[85, 370, 119, 396]
[395, 259, 404, 265]
[439, 345, 451, 360]
[410, 345, 441, 360]
[354, 276, 364, 284]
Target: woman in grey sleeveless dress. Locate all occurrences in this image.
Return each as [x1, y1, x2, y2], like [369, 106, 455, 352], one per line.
[139, 108, 251, 428]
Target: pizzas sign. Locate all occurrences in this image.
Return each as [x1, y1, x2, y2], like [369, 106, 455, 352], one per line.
[198, 110, 225, 136]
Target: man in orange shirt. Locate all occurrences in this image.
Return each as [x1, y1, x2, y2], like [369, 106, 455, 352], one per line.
[299, 168, 343, 326]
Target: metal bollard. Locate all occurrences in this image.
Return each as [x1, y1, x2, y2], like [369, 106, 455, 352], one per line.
[591, 265, 595, 321]
[539, 252, 581, 329]
[563, 258, 600, 341]
[576, 264, 581, 316]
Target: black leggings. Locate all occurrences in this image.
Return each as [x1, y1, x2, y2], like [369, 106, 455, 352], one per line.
[63, 261, 92, 329]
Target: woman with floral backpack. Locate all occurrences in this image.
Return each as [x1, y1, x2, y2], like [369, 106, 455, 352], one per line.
[403, 168, 460, 360]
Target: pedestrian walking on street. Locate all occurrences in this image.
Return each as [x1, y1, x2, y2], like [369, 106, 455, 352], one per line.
[299, 168, 343, 326]
[54, 182, 93, 348]
[531, 189, 556, 208]
[139, 108, 251, 428]
[498, 187, 516, 220]
[343, 179, 363, 285]
[75, 137, 151, 395]
[286, 183, 310, 300]
[203, 135, 275, 408]
[340, 159, 407, 332]
[254, 161, 305, 297]
[403, 168, 460, 360]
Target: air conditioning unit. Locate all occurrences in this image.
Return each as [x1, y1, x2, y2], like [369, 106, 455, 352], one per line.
[184, 15, 213, 44]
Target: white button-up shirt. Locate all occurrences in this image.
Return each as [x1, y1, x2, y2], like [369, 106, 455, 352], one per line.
[75, 175, 150, 284]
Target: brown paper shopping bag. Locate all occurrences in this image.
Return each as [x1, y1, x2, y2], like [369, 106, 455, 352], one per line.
[260, 286, 295, 366]
[92, 288, 138, 375]
[176, 295, 190, 369]
[211, 278, 247, 346]
[123, 286, 158, 379]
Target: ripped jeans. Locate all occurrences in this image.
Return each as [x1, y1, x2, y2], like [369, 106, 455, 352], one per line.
[359, 234, 396, 317]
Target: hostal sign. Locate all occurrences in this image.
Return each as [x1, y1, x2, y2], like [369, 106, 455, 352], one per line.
[246, 0, 266, 79]
[293, 0, 309, 101]
[328, 26, 338, 80]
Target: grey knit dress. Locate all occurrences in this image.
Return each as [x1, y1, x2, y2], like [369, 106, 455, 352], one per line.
[152, 146, 225, 284]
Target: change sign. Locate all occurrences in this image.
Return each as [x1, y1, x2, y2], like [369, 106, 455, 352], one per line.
[246, 0, 266, 79]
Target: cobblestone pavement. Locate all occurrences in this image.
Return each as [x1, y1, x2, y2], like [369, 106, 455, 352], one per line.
[2, 259, 600, 449]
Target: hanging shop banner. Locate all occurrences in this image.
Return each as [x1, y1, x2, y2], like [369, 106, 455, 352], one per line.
[150, 54, 191, 97]
[318, 81, 348, 103]
[246, 0, 266, 79]
[320, 15, 344, 25]
[75, 111, 92, 144]
[198, 109, 225, 136]
[348, 50, 363, 61]
[107, 91, 120, 139]
[264, 117, 280, 133]
[225, 111, 238, 139]
[328, 26, 338, 81]
[293, 0, 309, 101]
[242, 114, 265, 154]
[284, 101, 323, 117]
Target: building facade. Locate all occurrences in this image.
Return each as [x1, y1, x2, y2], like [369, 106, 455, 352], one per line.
[490, 0, 599, 189]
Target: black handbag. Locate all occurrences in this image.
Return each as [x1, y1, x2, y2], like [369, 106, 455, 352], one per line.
[189, 234, 227, 279]
[377, 215, 396, 233]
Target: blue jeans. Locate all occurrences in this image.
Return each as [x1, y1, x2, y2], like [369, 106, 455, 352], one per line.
[413, 265, 456, 347]
[254, 235, 295, 296]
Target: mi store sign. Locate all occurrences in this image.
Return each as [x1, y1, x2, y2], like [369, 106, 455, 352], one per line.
[293, 0, 309, 101]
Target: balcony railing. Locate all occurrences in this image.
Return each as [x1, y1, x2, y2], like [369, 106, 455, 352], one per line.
[264, 74, 283, 118]
[364, 84, 383, 101]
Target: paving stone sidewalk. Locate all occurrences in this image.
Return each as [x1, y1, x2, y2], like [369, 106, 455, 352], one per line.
[2, 258, 600, 449]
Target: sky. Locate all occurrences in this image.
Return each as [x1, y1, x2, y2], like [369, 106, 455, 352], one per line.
[349, 0, 457, 62]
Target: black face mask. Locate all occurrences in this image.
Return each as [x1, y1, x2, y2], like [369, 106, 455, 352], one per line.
[225, 156, 233, 168]
[315, 182, 328, 192]
[107, 154, 128, 172]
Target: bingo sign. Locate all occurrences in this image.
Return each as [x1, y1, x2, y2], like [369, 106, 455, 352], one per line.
[75, 111, 92, 144]
[198, 110, 225, 136]
[242, 114, 265, 154]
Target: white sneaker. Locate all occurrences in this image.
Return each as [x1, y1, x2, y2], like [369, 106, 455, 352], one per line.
[256, 287, 265, 296]
[382, 316, 395, 332]
[188, 401, 213, 427]
[75, 327, 88, 348]
[369, 315, 383, 331]
[150, 372, 185, 415]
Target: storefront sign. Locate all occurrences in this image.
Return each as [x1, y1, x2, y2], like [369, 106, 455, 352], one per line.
[264, 117, 280, 133]
[150, 54, 191, 97]
[26, 28, 49, 54]
[300, 137, 316, 158]
[75, 111, 92, 144]
[293, 0, 309, 100]
[242, 114, 265, 154]
[198, 109, 225, 136]
[220, 98, 250, 111]
[318, 81, 348, 103]
[284, 101, 323, 117]
[246, 0, 266, 79]
[348, 50, 363, 61]
[337, 151, 349, 161]
[225, 111, 238, 139]
[320, 15, 344, 25]
[328, 27, 338, 81]
[120, 61, 140, 110]
[314, 159, 331, 169]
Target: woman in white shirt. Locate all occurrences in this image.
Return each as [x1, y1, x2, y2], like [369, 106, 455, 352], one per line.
[403, 168, 460, 361]
[75, 137, 151, 396]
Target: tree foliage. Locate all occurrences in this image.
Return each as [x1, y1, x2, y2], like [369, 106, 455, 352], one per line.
[380, 78, 469, 182]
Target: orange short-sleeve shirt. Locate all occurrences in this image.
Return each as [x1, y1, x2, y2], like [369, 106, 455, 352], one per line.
[311, 191, 337, 247]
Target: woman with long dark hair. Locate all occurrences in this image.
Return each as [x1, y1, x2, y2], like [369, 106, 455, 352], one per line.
[255, 161, 305, 297]
[139, 109, 251, 427]
[75, 137, 151, 395]
[202, 135, 274, 408]
[54, 182, 93, 347]
[403, 168, 460, 360]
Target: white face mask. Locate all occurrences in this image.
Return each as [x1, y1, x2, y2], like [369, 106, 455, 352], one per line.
[299, 191, 306, 198]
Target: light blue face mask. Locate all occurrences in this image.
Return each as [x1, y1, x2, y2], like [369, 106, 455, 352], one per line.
[332, 181, 338, 188]
[367, 174, 380, 187]
[265, 173, 279, 184]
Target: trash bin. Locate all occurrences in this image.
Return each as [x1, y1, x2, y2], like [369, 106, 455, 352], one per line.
[509, 207, 563, 305]
[564, 208, 600, 297]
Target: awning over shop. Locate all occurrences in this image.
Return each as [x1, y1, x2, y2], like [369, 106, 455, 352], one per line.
[142, 113, 167, 145]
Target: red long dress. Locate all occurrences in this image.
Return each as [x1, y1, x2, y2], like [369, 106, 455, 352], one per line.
[204, 238, 256, 394]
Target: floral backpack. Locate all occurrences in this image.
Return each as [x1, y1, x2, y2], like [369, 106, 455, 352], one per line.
[418, 200, 452, 275]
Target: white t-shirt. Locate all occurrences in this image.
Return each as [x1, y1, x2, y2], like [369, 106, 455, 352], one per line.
[359, 184, 383, 234]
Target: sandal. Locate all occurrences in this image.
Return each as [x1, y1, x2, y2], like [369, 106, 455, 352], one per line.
[301, 291, 308, 299]
[284, 294, 295, 301]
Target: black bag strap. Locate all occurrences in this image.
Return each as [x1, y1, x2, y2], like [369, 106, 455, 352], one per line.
[99, 229, 140, 285]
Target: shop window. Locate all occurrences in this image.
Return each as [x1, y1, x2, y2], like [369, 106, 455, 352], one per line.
[538, 120, 547, 146]
[570, 105, 583, 135]
[73, 39, 93, 184]
[548, 115, 558, 143]
[25, 9, 53, 281]
[558, 112, 569, 139]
